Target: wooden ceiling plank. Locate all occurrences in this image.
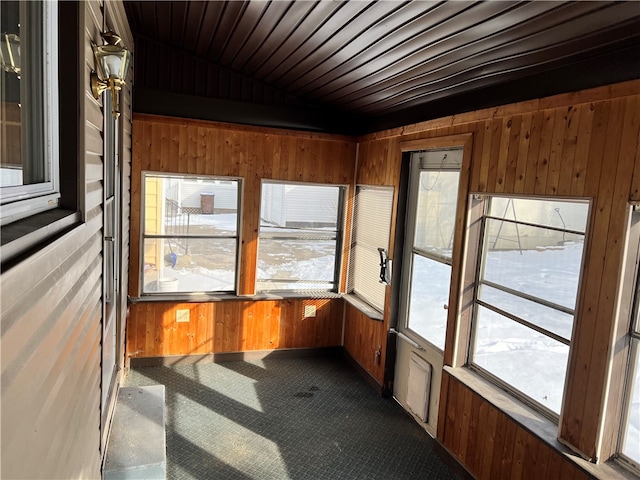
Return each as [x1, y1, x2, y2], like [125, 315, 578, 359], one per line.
[252, 1, 345, 80]
[139, 0, 158, 40]
[183, 1, 208, 53]
[300, 1, 522, 101]
[195, 1, 226, 58]
[276, 0, 412, 90]
[261, 1, 372, 85]
[305, 1, 561, 98]
[323, 2, 630, 109]
[241, 1, 319, 76]
[217, 1, 269, 67]
[208, 1, 249, 64]
[230, 1, 293, 72]
[154, 2, 172, 46]
[170, 1, 188, 48]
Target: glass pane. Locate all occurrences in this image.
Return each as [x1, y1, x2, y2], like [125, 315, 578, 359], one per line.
[414, 170, 459, 259]
[352, 244, 386, 312]
[142, 238, 236, 293]
[489, 197, 589, 233]
[350, 186, 393, 311]
[407, 255, 451, 350]
[482, 219, 584, 310]
[144, 175, 238, 236]
[621, 344, 640, 464]
[256, 238, 336, 291]
[472, 305, 569, 414]
[261, 183, 340, 230]
[1, 1, 25, 186]
[479, 284, 574, 341]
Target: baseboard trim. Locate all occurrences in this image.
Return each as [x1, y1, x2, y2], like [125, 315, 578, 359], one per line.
[130, 346, 343, 368]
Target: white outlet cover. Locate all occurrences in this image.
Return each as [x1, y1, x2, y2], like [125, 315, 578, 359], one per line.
[176, 309, 190, 323]
[304, 305, 316, 318]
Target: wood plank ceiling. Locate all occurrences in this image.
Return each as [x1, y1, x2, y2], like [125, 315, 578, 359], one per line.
[123, 0, 640, 134]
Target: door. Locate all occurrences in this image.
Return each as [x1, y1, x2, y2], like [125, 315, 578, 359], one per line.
[393, 147, 463, 435]
[101, 90, 120, 449]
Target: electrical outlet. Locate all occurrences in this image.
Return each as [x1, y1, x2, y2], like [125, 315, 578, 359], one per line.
[176, 309, 190, 323]
[304, 305, 316, 318]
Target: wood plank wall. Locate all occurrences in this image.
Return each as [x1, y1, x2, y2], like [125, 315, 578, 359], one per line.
[0, 1, 133, 477]
[127, 115, 356, 357]
[345, 80, 640, 477]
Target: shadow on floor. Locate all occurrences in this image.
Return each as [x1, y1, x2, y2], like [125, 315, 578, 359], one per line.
[124, 353, 465, 480]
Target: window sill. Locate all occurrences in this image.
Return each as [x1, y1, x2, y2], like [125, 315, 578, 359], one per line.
[444, 366, 634, 480]
[343, 294, 384, 321]
[1, 208, 80, 268]
[129, 291, 343, 304]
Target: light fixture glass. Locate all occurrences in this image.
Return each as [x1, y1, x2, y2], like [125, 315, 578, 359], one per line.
[91, 31, 131, 118]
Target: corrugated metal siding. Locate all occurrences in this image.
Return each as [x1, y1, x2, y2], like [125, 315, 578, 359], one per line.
[0, 1, 133, 478]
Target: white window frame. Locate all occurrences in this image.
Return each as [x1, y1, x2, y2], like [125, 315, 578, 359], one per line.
[347, 185, 394, 314]
[1, 0, 60, 225]
[139, 172, 242, 296]
[617, 205, 640, 475]
[467, 195, 590, 420]
[256, 180, 346, 293]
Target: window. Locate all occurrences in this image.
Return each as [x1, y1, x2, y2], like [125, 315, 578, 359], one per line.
[347, 185, 394, 312]
[468, 196, 589, 418]
[1, 0, 59, 225]
[402, 148, 462, 350]
[141, 173, 241, 295]
[257, 181, 345, 292]
[619, 207, 640, 472]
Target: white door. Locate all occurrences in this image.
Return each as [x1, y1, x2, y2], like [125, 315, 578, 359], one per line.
[393, 147, 463, 436]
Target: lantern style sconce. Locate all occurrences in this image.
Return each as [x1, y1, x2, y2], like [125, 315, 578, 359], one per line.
[91, 31, 131, 119]
[0, 33, 21, 76]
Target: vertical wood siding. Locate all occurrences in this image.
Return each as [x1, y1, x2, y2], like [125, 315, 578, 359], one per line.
[346, 80, 640, 476]
[127, 115, 356, 356]
[0, 1, 133, 477]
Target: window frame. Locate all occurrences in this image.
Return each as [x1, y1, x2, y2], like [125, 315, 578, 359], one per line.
[139, 171, 242, 297]
[1, 0, 60, 225]
[256, 180, 347, 294]
[617, 205, 640, 475]
[466, 194, 591, 421]
[347, 184, 395, 314]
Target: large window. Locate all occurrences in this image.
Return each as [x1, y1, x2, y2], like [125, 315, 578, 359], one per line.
[348, 185, 394, 313]
[257, 181, 345, 292]
[619, 207, 640, 472]
[469, 196, 589, 417]
[1, 1, 59, 225]
[402, 148, 462, 350]
[141, 173, 241, 295]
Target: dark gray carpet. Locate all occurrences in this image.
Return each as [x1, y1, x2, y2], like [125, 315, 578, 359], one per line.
[124, 354, 464, 480]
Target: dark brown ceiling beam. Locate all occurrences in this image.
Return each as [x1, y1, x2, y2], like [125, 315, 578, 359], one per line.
[132, 87, 363, 135]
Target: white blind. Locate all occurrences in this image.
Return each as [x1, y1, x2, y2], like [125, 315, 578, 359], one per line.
[349, 186, 394, 312]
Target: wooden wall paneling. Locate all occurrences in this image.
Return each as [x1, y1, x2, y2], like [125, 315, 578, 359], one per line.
[583, 95, 640, 459]
[510, 426, 528, 479]
[557, 105, 581, 197]
[522, 111, 545, 195]
[485, 118, 504, 192]
[476, 120, 493, 192]
[513, 113, 532, 194]
[502, 116, 523, 192]
[545, 108, 569, 196]
[534, 109, 556, 195]
[600, 96, 640, 458]
[494, 116, 514, 193]
[561, 99, 622, 458]
[570, 104, 595, 197]
[470, 121, 486, 192]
